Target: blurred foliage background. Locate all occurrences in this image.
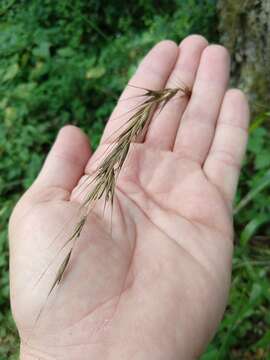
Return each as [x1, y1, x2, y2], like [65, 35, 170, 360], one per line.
[0, 1, 269, 359]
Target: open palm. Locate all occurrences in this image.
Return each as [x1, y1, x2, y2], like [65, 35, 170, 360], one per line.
[9, 36, 249, 360]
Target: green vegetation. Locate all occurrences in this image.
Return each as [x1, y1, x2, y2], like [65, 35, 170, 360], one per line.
[202, 119, 270, 360]
[0, 1, 269, 359]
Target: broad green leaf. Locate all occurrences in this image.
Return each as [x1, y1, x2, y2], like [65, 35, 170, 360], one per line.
[57, 47, 75, 57]
[86, 66, 105, 79]
[13, 82, 36, 99]
[3, 63, 19, 82]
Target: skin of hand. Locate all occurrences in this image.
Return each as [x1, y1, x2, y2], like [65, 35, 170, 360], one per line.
[9, 35, 249, 360]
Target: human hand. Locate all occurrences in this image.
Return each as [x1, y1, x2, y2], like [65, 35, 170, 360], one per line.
[9, 35, 249, 360]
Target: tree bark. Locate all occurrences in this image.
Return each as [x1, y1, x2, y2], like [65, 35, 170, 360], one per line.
[218, 0, 270, 110]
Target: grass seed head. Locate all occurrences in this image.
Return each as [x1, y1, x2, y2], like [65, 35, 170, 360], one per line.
[51, 84, 191, 292]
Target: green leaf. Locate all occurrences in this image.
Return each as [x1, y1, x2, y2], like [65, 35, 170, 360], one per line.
[250, 283, 262, 303]
[32, 42, 51, 59]
[200, 347, 219, 360]
[240, 214, 269, 247]
[13, 82, 36, 99]
[4, 107, 17, 125]
[255, 150, 270, 169]
[0, 97, 8, 110]
[3, 63, 19, 81]
[234, 170, 270, 214]
[254, 330, 270, 348]
[57, 47, 75, 57]
[86, 66, 105, 79]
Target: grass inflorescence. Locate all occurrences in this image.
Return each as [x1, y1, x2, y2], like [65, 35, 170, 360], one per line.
[49, 84, 191, 295]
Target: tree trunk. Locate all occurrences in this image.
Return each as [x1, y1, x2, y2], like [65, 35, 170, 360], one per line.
[218, 0, 270, 110]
